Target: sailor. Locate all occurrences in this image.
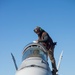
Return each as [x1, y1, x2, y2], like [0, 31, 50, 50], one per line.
[34, 26, 58, 74]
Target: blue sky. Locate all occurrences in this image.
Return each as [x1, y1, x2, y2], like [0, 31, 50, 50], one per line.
[0, 0, 75, 75]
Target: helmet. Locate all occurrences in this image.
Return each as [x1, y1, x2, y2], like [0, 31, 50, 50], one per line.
[34, 26, 43, 34]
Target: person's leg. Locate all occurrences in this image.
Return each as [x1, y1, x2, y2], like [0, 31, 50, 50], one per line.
[48, 47, 58, 73]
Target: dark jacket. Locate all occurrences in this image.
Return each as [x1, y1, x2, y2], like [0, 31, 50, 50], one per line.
[37, 30, 54, 50]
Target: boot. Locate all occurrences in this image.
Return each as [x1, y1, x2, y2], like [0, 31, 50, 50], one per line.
[52, 62, 58, 75]
[52, 69, 56, 75]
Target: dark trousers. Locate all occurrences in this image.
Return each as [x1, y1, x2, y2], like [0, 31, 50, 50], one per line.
[47, 46, 57, 72]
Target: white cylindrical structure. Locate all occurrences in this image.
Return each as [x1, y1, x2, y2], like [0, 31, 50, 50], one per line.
[15, 43, 52, 75]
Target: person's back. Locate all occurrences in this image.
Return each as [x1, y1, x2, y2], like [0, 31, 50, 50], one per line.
[39, 31, 53, 50]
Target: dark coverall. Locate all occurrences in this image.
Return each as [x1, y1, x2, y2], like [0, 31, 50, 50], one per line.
[34, 27, 58, 73]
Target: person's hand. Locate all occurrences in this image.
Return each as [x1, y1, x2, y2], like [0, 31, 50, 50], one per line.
[33, 40, 38, 43]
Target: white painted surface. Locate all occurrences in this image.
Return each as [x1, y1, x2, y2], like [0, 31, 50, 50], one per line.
[15, 57, 52, 75]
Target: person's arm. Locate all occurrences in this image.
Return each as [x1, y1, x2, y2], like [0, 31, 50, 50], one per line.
[38, 35, 48, 42]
